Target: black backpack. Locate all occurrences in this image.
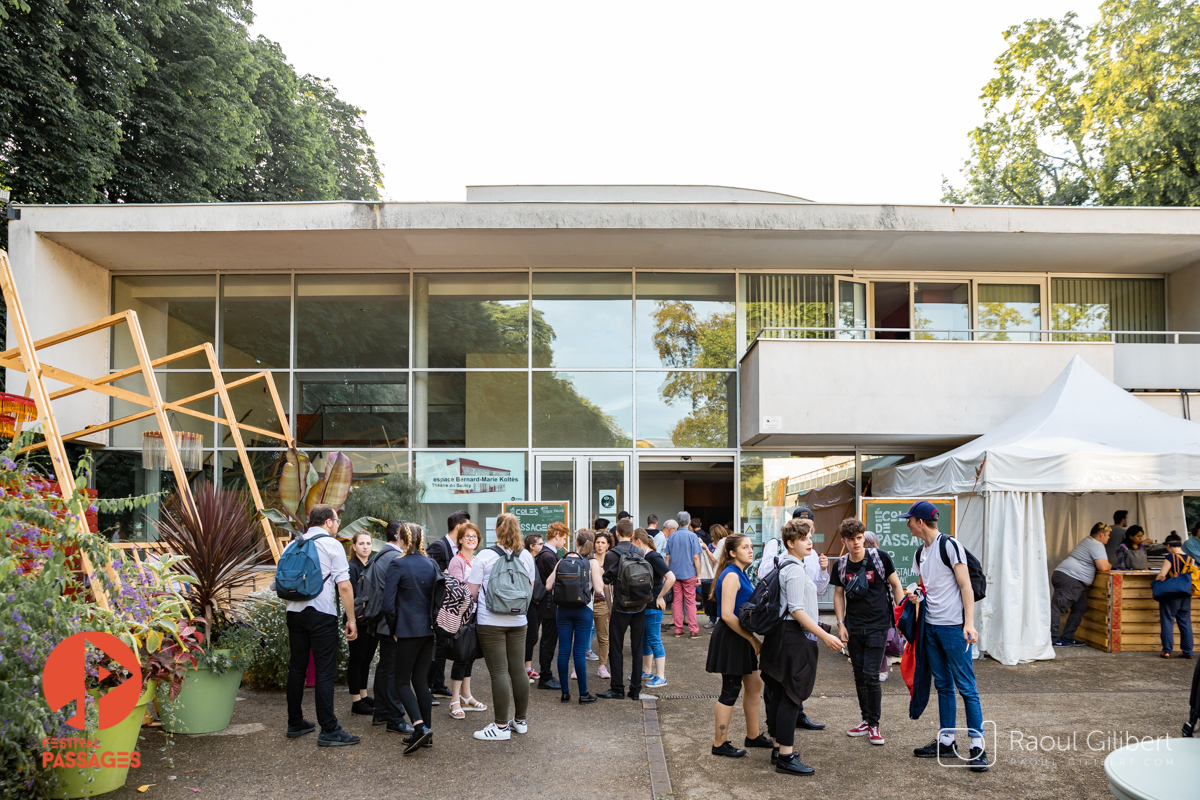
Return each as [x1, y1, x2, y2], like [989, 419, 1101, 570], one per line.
[614, 547, 654, 612]
[738, 557, 796, 636]
[916, 535, 986, 602]
[552, 552, 593, 608]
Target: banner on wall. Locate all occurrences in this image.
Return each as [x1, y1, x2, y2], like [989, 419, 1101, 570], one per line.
[415, 452, 525, 503]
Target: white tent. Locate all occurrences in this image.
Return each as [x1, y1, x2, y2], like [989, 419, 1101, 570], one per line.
[873, 356, 1200, 665]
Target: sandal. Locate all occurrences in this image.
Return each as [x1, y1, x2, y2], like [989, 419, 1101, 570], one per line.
[462, 696, 488, 712]
[1161, 651, 1171, 659]
[449, 700, 465, 719]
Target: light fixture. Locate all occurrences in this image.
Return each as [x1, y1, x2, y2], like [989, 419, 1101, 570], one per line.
[142, 430, 205, 471]
[0, 393, 37, 438]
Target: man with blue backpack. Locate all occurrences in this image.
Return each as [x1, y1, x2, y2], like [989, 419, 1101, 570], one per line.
[277, 504, 361, 747]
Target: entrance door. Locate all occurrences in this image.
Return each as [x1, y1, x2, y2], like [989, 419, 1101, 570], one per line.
[533, 455, 631, 531]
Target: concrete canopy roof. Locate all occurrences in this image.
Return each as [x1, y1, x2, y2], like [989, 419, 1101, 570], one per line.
[13, 200, 1200, 274]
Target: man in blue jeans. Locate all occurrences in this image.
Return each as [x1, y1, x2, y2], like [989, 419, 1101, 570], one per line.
[902, 501, 989, 772]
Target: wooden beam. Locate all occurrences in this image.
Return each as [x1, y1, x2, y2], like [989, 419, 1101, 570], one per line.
[47, 345, 210, 401]
[0, 250, 110, 611]
[0, 310, 130, 360]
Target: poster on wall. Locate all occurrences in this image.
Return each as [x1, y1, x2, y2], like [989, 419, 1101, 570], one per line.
[597, 490, 618, 516]
[415, 452, 525, 504]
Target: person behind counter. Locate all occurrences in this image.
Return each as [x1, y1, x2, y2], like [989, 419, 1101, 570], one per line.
[1115, 525, 1149, 570]
[1106, 510, 1130, 563]
[1051, 523, 1112, 648]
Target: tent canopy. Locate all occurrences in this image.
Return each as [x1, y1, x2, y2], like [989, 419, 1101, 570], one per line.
[874, 356, 1200, 496]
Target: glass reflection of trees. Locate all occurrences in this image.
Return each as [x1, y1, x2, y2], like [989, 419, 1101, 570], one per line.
[650, 300, 734, 447]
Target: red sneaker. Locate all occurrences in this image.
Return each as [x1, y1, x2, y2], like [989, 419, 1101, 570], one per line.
[868, 726, 885, 745]
[847, 721, 870, 737]
[526, 668, 539, 683]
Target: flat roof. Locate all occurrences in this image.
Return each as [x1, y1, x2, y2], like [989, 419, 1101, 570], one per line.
[12, 200, 1200, 273]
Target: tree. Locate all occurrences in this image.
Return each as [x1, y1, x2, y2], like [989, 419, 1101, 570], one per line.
[651, 301, 736, 447]
[943, 0, 1200, 206]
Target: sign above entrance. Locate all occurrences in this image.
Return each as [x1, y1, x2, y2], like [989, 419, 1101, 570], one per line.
[502, 502, 569, 537]
[416, 452, 525, 503]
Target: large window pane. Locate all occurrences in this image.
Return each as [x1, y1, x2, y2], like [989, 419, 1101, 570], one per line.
[223, 372, 289, 447]
[532, 273, 632, 368]
[636, 371, 735, 448]
[295, 372, 408, 447]
[743, 273, 834, 347]
[532, 372, 632, 447]
[296, 274, 409, 368]
[1051, 278, 1166, 343]
[414, 273, 528, 368]
[110, 372, 214, 448]
[412, 372, 528, 448]
[977, 284, 1041, 342]
[221, 275, 290, 368]
[913, 282, 969, 341]
[635, 273, 735, 368]
[113, 275, 215, 369]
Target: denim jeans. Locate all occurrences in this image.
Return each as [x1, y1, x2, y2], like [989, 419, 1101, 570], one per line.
[1160, 596, 1194, 655]
[556, 604, 592, 695]
[643, 608, 666, 658]
[923, 623, 984, 739]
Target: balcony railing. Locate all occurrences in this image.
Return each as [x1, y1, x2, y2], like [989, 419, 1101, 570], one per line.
[752, 327, 1200, 344]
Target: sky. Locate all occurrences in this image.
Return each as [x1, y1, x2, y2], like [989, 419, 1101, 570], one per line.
[249, 1, 1102, 205]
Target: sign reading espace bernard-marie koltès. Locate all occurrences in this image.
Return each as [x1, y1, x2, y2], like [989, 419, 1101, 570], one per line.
[415, 452, 525, 503]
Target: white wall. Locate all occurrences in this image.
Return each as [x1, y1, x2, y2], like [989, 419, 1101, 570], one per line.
[6, 226, 110, 444]
[1114, 344, 1200, 390]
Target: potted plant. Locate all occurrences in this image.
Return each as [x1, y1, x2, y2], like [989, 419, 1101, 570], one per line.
[151, 484, 264, 734]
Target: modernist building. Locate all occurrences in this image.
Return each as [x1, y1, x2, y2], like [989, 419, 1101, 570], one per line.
[8, 185, 1200, 543]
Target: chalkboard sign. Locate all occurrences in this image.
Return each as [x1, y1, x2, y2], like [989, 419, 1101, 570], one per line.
[502, 502, 569, 537]
[860, 498, 956, 588]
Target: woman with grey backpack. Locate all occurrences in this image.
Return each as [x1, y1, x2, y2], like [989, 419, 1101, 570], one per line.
[467, 513, 536, 741]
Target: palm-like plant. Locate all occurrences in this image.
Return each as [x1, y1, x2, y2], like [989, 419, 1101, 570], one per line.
[155, 483, 265, 630]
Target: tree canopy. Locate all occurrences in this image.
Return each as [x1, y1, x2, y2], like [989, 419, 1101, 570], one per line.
[0, 0, 382, 229]
[943, 0, 1200, 206]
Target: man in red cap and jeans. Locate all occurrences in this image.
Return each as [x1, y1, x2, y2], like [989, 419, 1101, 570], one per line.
[903, 501, 989, 772]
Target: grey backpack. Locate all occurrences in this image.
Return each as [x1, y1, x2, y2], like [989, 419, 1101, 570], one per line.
[484, 546, 534, 616]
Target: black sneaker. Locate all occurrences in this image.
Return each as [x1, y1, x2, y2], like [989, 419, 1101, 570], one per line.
[1069, 638, 1089, 647]
[775, 753, 815, 775]
[350, 699, 373, 716]
[430, 685, 453, 698]
[561, 692, 571, 703]
[402, 724, 432, 755]
[711, 741, 747, 758]
[578, 693, 598, 705]
[386, 720, 415, 736]
[968, 746, 990, 772]
[286, 720, 316, 739]
[538, 677, 562, 691]
[317, 728, 360, 747]
[596, 689, 625, 700]
[744, 733, 773, 749]
[795, 713, 825, 730]
[770, 747, 779, 765]
[1053, 638, 1071, 647]
[361, 695, 376, 707]
[913, 740, 958, 759]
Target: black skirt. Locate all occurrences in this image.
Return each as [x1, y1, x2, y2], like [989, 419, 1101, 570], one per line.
[705, 619, 758, 676]
[759, 619, 819, 706]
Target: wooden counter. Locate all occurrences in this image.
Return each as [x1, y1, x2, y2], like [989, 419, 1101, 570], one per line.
[1076, 570, 1200, 653]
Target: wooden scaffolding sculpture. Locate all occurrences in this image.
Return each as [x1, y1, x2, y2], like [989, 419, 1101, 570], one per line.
[0, 249, 293, 608]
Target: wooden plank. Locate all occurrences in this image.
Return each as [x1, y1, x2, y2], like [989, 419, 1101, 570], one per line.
[46, 345, 209, 400]
[0, 310, 128, 359]
[1110, 572, 1122, 653]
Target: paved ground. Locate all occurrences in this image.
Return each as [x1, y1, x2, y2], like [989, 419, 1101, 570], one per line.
[108, 615, 1197, 800]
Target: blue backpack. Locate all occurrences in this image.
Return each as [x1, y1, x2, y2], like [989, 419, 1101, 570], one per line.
[275, 533, 332, 601]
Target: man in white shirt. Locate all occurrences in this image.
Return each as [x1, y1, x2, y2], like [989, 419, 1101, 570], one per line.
[758, 507, 829, 730]
[284, 504, 360, 746]
[904, 501, 987, 772]
[654, 519, 676, 553]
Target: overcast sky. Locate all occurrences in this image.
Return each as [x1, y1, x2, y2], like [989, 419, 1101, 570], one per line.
[250, 1, 1100, 205]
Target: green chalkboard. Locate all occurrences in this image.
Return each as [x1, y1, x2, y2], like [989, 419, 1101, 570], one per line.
[503, 502, 569, 537]
[861, 498, 956, 588]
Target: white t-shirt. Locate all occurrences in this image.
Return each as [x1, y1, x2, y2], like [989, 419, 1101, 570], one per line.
[759, 539, 830, 594]
[284, 527, 351, 618]
[468, 546, 536, 628]
[914, 534, 966, 627]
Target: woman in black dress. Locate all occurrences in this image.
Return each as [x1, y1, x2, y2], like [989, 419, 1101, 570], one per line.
[706, 533, 772, 758]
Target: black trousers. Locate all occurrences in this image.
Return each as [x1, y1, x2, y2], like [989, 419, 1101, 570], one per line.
[847, 628, 887, 726]
[525, 606, 540, 663]
[394, 635, 436, 727]
[426, 637, 448, 692]
[539, 614, 558, 677]
[346, 631, 377, 695]
[286, 608, 340, 733]
[372, 633, 407, 725]
[1051, 571, 1088, 641]
[763, 673, 800, 748]
[608, 609, 646, 694]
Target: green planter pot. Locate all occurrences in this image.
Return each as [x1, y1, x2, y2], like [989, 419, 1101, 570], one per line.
[50, 681, 155, 799]
[155, 654, 243, 734]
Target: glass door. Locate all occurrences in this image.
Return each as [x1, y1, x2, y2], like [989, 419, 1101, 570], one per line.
[534, 454, 631, 531]
[835, 278, 868, 339]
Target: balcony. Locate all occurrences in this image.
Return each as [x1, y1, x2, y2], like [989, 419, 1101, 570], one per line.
[739, 328, 1200, 447]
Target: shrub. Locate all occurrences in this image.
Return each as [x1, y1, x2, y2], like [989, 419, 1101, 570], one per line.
[241, 590, 347, 689]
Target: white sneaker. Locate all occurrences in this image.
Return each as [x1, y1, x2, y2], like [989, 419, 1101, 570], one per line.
[585, 650, 599, 661]
[509, 719, 528, 734]
[879, 671, 889, 682]
[473, 723, 511, 741]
